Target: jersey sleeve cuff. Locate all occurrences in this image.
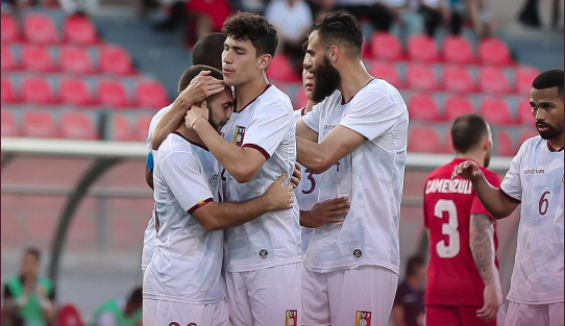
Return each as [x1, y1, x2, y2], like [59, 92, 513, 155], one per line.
[187, 198, 214, 214]
[242, 144, 270, 160]
[500, 189, 521, 204]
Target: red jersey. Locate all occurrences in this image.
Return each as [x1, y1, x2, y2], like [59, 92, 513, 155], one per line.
[424, 158, 501, 306]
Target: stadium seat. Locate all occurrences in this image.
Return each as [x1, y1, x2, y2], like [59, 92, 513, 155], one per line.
[369, 62, 402, 88]
[266, 54, 299, 82]
[109, 113, 133, 141]
[517, 100, 534, 125]
[443, 65, 475, 93]
[23, 13, 59, 44]
[60, 78, 94, 106]
[63, 14, 98, 45]
[133, 114, 153, 141]
[60, 46, 96, 74]
[515, 66, 540, 93]
[370, 32, 404, 61]
[1, 77, 19, 103]
[1, 109, 19, 136]
[1, 45, 19, 71]
[22, 77, 58, 104]
[443, 35, 474, 64]
[444, 96, 475, 121]
[97, 80, 130, 108]
[99, 45, 135, 75]
[293, 90, 309, 110]
[22, 111, 59, 138]
[408, 126, 443, 153]
[21, 44, 57, 72]
[61, 112, 98, 139]
[135, 79, 170, 109]
[1, 14, 20, 43]
[479, 38, 513, 65]
[480, 98, 515, 125]
[478, 67, 511, 94]
[408, 95, 442, 122]
[406, 64, 439, 91]
[519, 128, 538, 144]
[495, 130, 517, 156]
[57, 304, 85, 326]
[407, 34, 439, 62]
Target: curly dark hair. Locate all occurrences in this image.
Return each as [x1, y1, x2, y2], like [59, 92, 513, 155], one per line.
[222, 12, 278, 57]
[310, 11, 363, 57]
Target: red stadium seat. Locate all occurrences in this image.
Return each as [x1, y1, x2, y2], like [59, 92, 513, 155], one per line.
[109, 113, 133, 141]
[99, 45, 135, 75]
[495, 130, 517, 156]
[408, 126, 443, 153]
[61, 112, 98, 139]
[443, 36, 474, 64]
[369, 62, 402, 88]
[22, 77, 58, 104]
[479, 38, 513, 65]
[407, 34, 439, 62]
[408, 95, 441, 122]
[515, 66, 540, 93]
[293, 90, 309, 110]
[266, 54, 299, 82]
[480, 98, 515, 125]
[135, 79, 169, 109]
[98, 80, 130, 108]
[57, 304, 85, 326]
[478, 67, 511, 94]
[1, 14, 20, 43]
[1, 109, 19, 136]
[517, 100, 534, 125]
[444, 96, 475, 121]
[63, 15, 98, 45]
[406, 64, 439, 91]
[370, 32, 404, 61]
[22, 111, 59, 138]
[60, 78, 94, 106]
[1, 77, 19, 103]
[60, 46, 96, 74]
[443, 65, 475, 93]
[21, 44, 57, 72]
[519, 128, 538, 144]
[23, 13, 59, 44]
[1, 45, 19, 71]
[133, 114, 153, 141]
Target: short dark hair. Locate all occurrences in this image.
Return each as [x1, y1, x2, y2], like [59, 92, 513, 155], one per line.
[406, 255, 425, 277]
[192, 32, 227, 71]
[222, 12, 278, 57]
[127, 287, 143, 306]
[532, 69, 564, 100]
[451, 114, 489, 154]
[178, 64, 223, 93]
[24, 247, 41, 261]
[310, 11, 363, 57]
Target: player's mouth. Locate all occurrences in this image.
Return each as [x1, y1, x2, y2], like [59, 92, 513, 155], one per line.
[536, 123, 550, 133]
[305, 83, 314, 91]
[223, 69, 234, 75]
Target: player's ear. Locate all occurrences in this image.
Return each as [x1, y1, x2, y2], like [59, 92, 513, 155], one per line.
[258, 54, 272, 71]
[328, 45, 340, 63]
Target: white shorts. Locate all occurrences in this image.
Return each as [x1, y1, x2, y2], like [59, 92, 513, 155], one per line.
[224, 263, 301, 326]
[302, 265, 398, 326]
[505, 301, 564, 326]
[143, 298, 228, 326]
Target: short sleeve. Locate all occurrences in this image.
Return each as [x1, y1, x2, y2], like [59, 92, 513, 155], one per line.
[339, 90, 398, 141]
[242, 101, 293, 160]
[161, 151, 214, 214]
[301, 102, 321, 134]
[471, 170, 502, 219]
[500, 144, 524, 203]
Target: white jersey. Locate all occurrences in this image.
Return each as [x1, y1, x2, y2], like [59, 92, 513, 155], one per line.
[294, 108, 319, 252]
[301, 79, 408, 274]
[500, 136, 564, 305]
[142, 104, 172, 272]
[143, 132, 224, 305]
[220, 84, 301, 272]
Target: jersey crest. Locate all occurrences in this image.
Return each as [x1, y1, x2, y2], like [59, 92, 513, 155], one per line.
[233, 126, 246, 147]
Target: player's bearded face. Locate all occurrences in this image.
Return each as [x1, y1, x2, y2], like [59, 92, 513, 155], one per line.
[536, 118, 564, 140]
[311, 54, 341, 103]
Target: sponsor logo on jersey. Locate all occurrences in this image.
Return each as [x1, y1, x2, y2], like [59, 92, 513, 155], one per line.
[233, 126, 246, 147]
[285, 310, 297, 326]
[355, 311, 372, 326]
[207, 173, 220, 184]
[523, 169, 545, 174]
[324, 125, 337, 130]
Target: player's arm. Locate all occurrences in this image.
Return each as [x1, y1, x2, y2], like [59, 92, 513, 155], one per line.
[3, 285, 20, 321]
[296, 119, 318, 143]
[300, 197, 350, 228]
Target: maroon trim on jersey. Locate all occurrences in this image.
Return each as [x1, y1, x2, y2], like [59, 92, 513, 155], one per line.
[234, 84, 272, 113]
[187, 198, 214, 214]
[242, 144, 270, 160]
[300, 107, 306, 117]
[547, 141, 564, 152]
[500, 189, 521, 204]
[341, 78, 375, 105]
[173, 131, 209, 152]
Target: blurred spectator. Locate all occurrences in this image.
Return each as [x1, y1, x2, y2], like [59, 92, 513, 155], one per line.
[318, 0, 396, 31]
[518, 0, 540, 27]
[265, 0, 313, 61]
[90, 287, 142, 326]
[417, 0, 461, 36]
[391, 256, 426, 326]
[154, 1, 188, 31]
[3, 248, 56, 326]
[377, 0, 424, 37]
[231, 0, 265, 14]
[452, 0, 495, 37]
[185, 0, 231, 45]
[58, 0, 86, 15]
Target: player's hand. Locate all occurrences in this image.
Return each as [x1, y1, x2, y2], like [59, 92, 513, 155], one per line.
[291, 163, 302, 189]
[452, 160, 483, 181]
[265, 174, 294, 211]
[185, 101, 209, 129]
[176, 70, 225, 106]
[300, 197, 350, 228]
[477, 283, 499, 322]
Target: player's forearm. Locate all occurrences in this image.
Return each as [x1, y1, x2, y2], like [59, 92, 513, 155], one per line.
[296, 137, 331, 174]
[470, 214, 495, 286]
[471, 176, 515, 219]
[203, 196, 274, 231]
[151, 100, 191, 150]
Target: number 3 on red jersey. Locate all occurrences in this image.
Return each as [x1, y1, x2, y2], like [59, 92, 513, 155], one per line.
[434, 199, 460, 258]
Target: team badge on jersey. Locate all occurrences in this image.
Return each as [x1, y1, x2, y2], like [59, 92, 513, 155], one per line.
[233, 126, 246, 147]
[285, 310, 297, 326]
[355, 311, 372, 326]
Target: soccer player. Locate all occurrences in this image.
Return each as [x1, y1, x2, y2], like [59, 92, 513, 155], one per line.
[453, 69, 564, 326]
[143, 65, 294, 326]
[424, 114, 505, 326]
[296, 11, 409, 325]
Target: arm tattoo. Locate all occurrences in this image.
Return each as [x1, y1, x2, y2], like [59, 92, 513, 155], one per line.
[470, 214, 494, 286]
